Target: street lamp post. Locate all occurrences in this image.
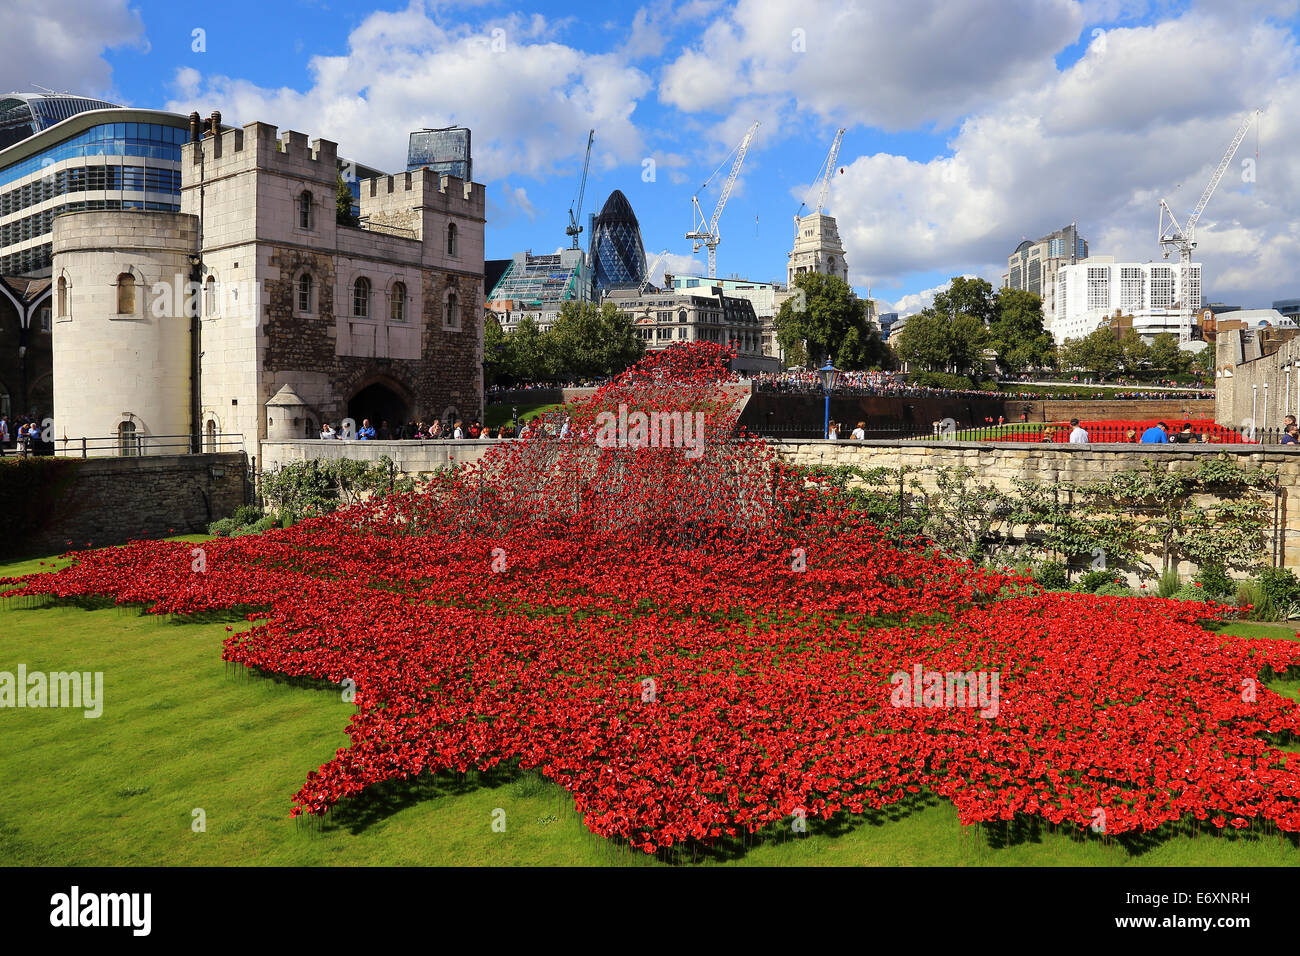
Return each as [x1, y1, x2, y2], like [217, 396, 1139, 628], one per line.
[817, 356, 840, 439]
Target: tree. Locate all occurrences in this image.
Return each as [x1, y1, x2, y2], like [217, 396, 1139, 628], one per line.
[1118, 328, 1150, 372]
[547, 300, 644, 380]
[336, 175, 358, 227]
[509, 313, 555, 382]
[989, 288, 1054, 374]
[773, 272, 885, 370]
[932, 276, 996, 327]
[1060, 327, 1122, 379]
[1148, 332, 1194, 375]
[894, 308, 988, 377]
[483, 313, 510, 386]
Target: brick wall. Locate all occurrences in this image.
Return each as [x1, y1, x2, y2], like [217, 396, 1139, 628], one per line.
[9, 452, 247, 557]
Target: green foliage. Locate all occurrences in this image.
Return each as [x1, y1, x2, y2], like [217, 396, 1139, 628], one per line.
[208, 506, 280, 537]
[893, 308, 988, 377]
[1034, 561, 1067, 589]
[1254, 568, 1300, 618]
[494, 301, 644, 383]
[1156, 567, 1182, 598]
[1148, 333, 1194, 375]
[1094, 582, 1136, 597]
[1059, 326, 1122, 379]
[336, 175, 358, 227]
[1193, 563, 1235, 600]
[1072, 569, 1114, 593]
[260, 456, 420, 521]
[773, 272, 886, 370]
[988, 288, 1054, 374]
[909, 371, 977, 390]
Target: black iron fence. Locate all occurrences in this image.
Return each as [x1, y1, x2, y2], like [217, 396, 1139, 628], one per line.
[52, 433, 247, 458]
[741, 421, 1294, 446]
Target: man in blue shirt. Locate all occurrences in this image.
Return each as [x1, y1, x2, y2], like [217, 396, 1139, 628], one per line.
[1140, 421, 1169, 444]
[358, 418, 376, 440]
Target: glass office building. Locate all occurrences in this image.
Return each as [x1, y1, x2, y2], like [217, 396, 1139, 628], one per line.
[0, 97, 191, 276]
[590, 189, 646, 293]
[407, 127, 472, 182]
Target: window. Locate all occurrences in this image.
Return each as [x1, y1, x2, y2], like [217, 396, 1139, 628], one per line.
[57, 276, 68, 317]
[297, 273, 313, 313]
[678, 309, 687, 324]
[204, 276, 217, 316]
[298, 191, 313, 230]
[116, 273, 135, 315]
[1086, 267, 1109, 311]
[1119, 267, 1144, 312]
[117, 420, 140, 456]
[390, 282, 407, 322]
[445, 290, 459, 329]
[1150, 267, 1174, 309]
[353, 277, 371, 318]
[204, 419, 217, 452]
[38, 307, 50, 332]
[447, 222, 458, 257]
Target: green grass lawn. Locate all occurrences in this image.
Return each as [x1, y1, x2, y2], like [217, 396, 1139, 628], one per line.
[1, 547, 1297, 866]
[483, 402, 562, 429]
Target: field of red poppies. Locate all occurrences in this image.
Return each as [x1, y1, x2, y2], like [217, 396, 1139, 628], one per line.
[10, 343, 1300, 855]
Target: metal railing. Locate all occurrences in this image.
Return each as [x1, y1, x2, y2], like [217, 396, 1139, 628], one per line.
[52, 433, 246, 458]
[741, 421, 1293, 446]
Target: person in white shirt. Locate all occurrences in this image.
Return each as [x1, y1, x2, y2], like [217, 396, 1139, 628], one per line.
[1068, 418, 1089, 444]
[320, 423, 336, 439]
[827, 422, 839, 440]
[850, 421, 866, 440]
[559, 417, 571, 440]
[453, 420, 465, 440]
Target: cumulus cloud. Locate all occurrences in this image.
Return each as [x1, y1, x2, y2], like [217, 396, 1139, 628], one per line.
[0, 0, 145, 99]
[165, 2, 652, 183]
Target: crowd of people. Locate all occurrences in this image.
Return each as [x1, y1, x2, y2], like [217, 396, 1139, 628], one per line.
[751, 369, 1213, 402]
[317, 417, 535, 441]
[0, 414, 48, 456]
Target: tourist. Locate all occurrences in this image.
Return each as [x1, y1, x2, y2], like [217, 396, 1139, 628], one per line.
[319, 422, 336, 440]
[453, 420, 465, 440]
[1140, 421, 1170, 444]
[378, 420, 392, 440]
[518, 420, 531, 439]
[1284, 425, 1300, 445]
[0, 416, 7, 455]
[851, 421, 866, 440]
[828, 421, 840, 440]
[1068, 418, 1089, 444]
[401, 420, 416, 440]
[358, 418, 376, 440]
[429, 419, 443, 439]
[1125, 428, 1137, 443]
[559, 417, 571, 440]
[1173, 422, 1196, 444]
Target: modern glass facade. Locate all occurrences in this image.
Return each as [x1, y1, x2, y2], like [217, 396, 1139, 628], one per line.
[590, 190, 646, 293]
[0, 93, 119, 151]
[0, 114, 188, 276]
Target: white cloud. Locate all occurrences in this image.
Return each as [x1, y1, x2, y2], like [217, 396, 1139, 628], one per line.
[0, 0, 145, 99]
[880, 278, 977, 318]
[166, 2, 652, 183]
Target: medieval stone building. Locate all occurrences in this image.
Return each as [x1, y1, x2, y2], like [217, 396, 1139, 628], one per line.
[49, 120, 484, 460]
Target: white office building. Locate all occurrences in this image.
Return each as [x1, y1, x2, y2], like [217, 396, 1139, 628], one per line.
[1052, 257, 1201, 344]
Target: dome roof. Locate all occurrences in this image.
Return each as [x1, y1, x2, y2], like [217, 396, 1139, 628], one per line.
[594, 189, 639, 227]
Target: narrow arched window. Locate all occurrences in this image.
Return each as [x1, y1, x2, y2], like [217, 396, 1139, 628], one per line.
[57, 276, 68, 317]
[447, 222, 457, 257]
[118, 420, 139, 456]
[204, 276, 217, 316]
[445, 290, 459, 329]
[297, 273, 313, 313]
[299, 191, 313, 230]
[205, 419, 217, 452]
[391, 281, 407, 322]
[116, 273, 136, 315]
[353, 277, 370, 318]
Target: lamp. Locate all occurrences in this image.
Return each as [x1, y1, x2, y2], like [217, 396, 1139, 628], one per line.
[817, 356, 840, 440]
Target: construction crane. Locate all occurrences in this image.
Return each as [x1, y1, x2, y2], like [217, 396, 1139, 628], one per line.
[566, 129, 594, 250]
[686, 121, 759, 278]
[1158, 108, 1261, 341]
[794, 127, 846, 233]
[640, 249, 670, 293]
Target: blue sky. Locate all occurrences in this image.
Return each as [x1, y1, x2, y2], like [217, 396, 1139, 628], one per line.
[9, 0, 1300, 312]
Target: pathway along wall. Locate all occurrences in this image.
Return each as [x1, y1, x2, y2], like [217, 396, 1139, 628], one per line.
[777, 439, 1298, 571]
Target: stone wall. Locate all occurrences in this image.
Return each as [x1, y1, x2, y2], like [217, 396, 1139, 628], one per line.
[777, 439, 1298, 572]
[6, 452, 247, 557]
[260, 439, 499, 479]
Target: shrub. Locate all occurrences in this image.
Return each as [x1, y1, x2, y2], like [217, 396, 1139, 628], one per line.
[1035, 561, 1067, 589]
[1255, 567, 1300, 612]
[1156, 567, 1181, 598]
[1193, 563, 1235, 600]
[1094, 582, 1136, 597]
[207, 517, 237, 537]
[1171, 583, 1210, 602]
[1071, 569, 1114, 593]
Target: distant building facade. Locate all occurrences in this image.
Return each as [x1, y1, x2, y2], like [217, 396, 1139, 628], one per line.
[788, 213, 847, 287]
[1002, 223, 1088, 325]
[486, 247, 593, 332]
[605, 285, 779, 374]
[1052, 258, 1201, 344]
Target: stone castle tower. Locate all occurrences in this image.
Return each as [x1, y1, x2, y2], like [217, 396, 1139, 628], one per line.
[787, 213, 848, 287]
[50, 120, 486, 458]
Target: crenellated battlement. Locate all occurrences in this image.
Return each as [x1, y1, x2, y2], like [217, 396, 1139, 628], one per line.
[361, 167, 485, 218]
[183, 121, 338, 187]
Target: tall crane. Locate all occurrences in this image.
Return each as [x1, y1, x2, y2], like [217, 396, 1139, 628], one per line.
[686, 121, 759, 278]
[794, 127, 846, 233]
[566, 129, 594, 250]
[639, 249, 670, 293]
[1158, 108, 1261, 341]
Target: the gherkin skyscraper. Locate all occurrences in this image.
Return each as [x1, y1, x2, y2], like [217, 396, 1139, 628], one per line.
[590, 190, 646, 294]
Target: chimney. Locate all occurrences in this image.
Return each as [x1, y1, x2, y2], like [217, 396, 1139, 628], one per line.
[189, 112, 200, 143]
